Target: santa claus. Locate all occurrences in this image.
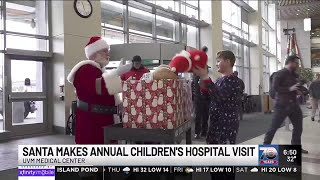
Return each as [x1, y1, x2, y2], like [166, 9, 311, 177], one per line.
[67, 36, 131, 144]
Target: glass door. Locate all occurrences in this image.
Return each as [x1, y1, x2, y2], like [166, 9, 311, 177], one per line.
[4, 55, 48, 137]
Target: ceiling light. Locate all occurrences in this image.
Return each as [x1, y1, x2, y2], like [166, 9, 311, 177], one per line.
[304, 18, 311, 31]
[297, 9, 300, 11]
[296, 14, 299, 15]
[307, 8, 310, 11]
[312, 32, 314, 34]
[317, 35, 320, 37]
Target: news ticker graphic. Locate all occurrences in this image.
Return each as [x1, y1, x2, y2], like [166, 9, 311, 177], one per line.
[18, 145, 301, 166]
[18, 166, 302, 175]
[18, 165, 302, 180]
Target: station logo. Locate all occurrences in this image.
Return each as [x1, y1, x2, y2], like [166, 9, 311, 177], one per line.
[259, 145, 279, 166]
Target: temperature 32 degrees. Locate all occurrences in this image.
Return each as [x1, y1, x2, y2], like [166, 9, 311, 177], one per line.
[287, 156, 297, 163]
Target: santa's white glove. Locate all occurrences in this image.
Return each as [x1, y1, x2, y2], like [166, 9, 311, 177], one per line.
[116, 58, 132, 76]
[289, 83, 299, 92]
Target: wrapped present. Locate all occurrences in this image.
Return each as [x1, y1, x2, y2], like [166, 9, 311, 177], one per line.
[122, 79, 192, 129]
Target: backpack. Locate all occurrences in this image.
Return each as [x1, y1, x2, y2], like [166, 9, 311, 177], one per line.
[269, 72, 277, 99]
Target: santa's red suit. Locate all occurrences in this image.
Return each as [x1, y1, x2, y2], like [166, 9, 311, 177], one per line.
[67, 37, 123, 144]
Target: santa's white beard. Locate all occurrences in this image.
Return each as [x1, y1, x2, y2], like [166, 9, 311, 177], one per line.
[95, 54, 109, 68]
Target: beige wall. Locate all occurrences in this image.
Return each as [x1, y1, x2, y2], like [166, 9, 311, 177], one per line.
[248, 9, 264, 96]
[51, 1, 102, 131]
[199, 0, 222, 80]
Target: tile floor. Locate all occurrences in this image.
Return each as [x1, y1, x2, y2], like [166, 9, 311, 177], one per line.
[0, 106, 319, 180]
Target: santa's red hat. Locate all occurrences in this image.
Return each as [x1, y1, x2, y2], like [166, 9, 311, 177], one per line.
[189, 49, 208, 70]
[85, 36, 109, 59]
[168, 50, 192, 73]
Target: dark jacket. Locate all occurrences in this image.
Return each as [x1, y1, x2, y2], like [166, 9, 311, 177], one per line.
[269, 72, 277, 99]
[239, 78, 245, 94]
[273, 68, 299, 105]
[309, 80, 320, 99]
[192, 75, 209, 102]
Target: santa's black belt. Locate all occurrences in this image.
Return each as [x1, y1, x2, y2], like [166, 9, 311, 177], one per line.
[77, 100, 118, 114]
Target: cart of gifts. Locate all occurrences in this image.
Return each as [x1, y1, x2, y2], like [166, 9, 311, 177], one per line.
[103, 47, 208, 144]
[122, 65, 194, 129]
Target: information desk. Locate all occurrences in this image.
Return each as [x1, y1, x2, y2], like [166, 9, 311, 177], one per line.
[103, 120, 192, 144]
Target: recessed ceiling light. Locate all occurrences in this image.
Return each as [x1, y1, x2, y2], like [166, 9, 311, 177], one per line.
[317, 35, 320, 36]
[312, 32, 314, 34]
[296, 14, 299, 15]
[297, 9, 300, 11]
[307, 8, 310, 11]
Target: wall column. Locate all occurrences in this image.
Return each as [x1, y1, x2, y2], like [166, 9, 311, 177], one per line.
[248, 4, 263, 96]
[50, 1, 102, 133]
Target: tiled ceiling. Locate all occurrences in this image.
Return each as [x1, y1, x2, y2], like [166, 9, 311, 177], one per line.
[279, 0, 318, 6]
[279, 0, 320, 20]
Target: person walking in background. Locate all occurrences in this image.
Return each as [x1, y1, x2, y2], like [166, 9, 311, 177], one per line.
[120, 55, 150, 80]
[263, 55, 308, 154]
[192, 74, 209, 139]
[233, 71, 245, 121]
[270, 72, 291, 130]
[309, 73, 320, 122]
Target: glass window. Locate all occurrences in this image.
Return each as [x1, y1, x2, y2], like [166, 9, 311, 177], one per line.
[222, 1, 241, 37]
[277, 43, 281, 60]
[11, 60, 43, 92]
[7, 35, 48, 51]
[244, 68, 250, 94]
[12, 101, 43, 125]
[156, 1, 175, 11]
[0, 2, 2, 30]
[242, 22, 249, 40]
[277, 21, 281, 40]
[129, 34, 153, 43]
[264, 73, 270, 92]
[222, 1, 232, 22]
[268, 4, 276, 29]
[186, 6, 198, 19]
[222, 22, 231, 33]
[181, 23, 187, 44]
[269, 58, 277, 74]
[156, 16, 175, 41]
[244, 0, 258, 10]
[244, 46, 250, 67]
[128, 7, 154, 36]
[262, 26, 266, 48]
[231, 4, 241, 29]
[223, 33, 232, 51]
[6, 1, 47, 35]
[101, 1, 124, 30]
[185, 0, 198, 8]
[232, 41, 241, 58]
[102, 28, 124, 45]
[261, 1, 268, 21]
[156, 39, 174, 43]
[187, 25, 197, 48]
[145, 1, 156, 4]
